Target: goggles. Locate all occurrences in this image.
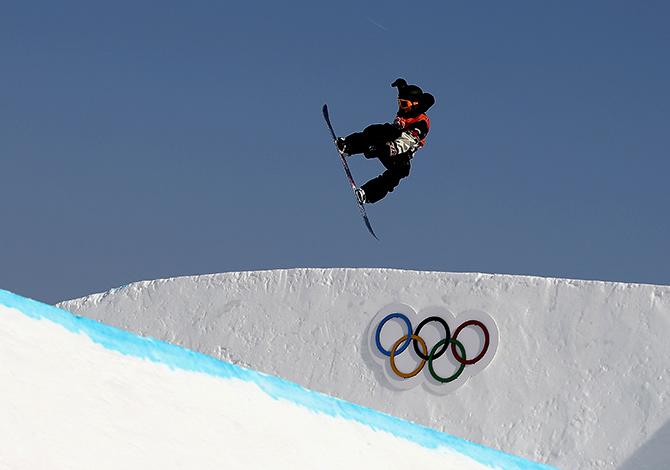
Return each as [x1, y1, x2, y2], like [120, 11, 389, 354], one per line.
[398, 98, 418, 110]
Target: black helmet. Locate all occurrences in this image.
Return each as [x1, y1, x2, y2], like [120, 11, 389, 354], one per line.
[398, 84, 423, 100]
[392, 78, 433, 115]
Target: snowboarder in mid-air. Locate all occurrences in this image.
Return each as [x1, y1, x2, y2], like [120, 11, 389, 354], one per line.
[337, 78, 435, 204]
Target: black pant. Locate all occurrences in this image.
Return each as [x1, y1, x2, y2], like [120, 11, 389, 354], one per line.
[343, 124, 412, 204]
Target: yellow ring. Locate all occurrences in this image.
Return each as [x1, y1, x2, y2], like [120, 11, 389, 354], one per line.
[389, 334, 427, 378]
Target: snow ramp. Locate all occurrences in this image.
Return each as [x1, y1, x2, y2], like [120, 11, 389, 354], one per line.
[58, 268, 670, 469]
[0, 289, 550, 470]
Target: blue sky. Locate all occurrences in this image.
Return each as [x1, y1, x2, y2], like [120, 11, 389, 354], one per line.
[2, 1, 669, 303]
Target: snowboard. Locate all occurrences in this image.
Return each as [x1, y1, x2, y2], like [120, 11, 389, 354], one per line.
[322, 104, 379, 240]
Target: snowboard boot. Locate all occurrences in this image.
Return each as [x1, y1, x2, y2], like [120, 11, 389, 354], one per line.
[355, 187, 367, 205]
[337, 137, 351, 156]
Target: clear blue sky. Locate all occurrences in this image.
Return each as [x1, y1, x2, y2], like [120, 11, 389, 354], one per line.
[2, 1, 669, 303]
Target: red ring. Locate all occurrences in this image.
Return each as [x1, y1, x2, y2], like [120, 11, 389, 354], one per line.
[451, 320, 490, 365]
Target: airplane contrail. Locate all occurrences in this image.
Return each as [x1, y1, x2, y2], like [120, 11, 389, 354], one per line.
[367, 17, 389, 31]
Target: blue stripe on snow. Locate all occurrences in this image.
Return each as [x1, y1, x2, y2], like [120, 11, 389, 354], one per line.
[0, 289, 555, 470]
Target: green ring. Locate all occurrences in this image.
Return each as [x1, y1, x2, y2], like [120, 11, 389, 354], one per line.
[428, 338, 466, 383]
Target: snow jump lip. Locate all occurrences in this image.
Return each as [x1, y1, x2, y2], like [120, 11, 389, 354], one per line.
[0, 288, 554, 470]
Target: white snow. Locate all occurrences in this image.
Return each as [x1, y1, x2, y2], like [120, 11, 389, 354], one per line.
[58, 268, 670, 469]
[0, 289, 549, 470]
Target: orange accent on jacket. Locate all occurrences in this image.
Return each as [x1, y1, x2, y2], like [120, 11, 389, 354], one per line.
[394, 114, 431, 147]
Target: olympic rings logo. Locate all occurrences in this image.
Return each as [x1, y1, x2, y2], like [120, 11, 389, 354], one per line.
[367, 304, 499, 394]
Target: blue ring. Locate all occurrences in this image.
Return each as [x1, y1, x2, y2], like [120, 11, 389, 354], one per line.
[375, 313, 413, 357]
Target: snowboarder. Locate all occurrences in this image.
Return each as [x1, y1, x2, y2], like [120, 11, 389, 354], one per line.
[337, 78, 435, 204]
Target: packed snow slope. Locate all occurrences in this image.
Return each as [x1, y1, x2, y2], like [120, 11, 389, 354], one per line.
[0, 289, 550, 470]
[59, 268, 670, 470]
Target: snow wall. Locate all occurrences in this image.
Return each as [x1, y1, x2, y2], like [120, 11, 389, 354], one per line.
[57, 268, 670, 469]
[0, 289, 549, 470]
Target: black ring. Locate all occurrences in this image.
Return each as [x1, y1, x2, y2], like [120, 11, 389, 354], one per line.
[412, 316, 451, 361]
